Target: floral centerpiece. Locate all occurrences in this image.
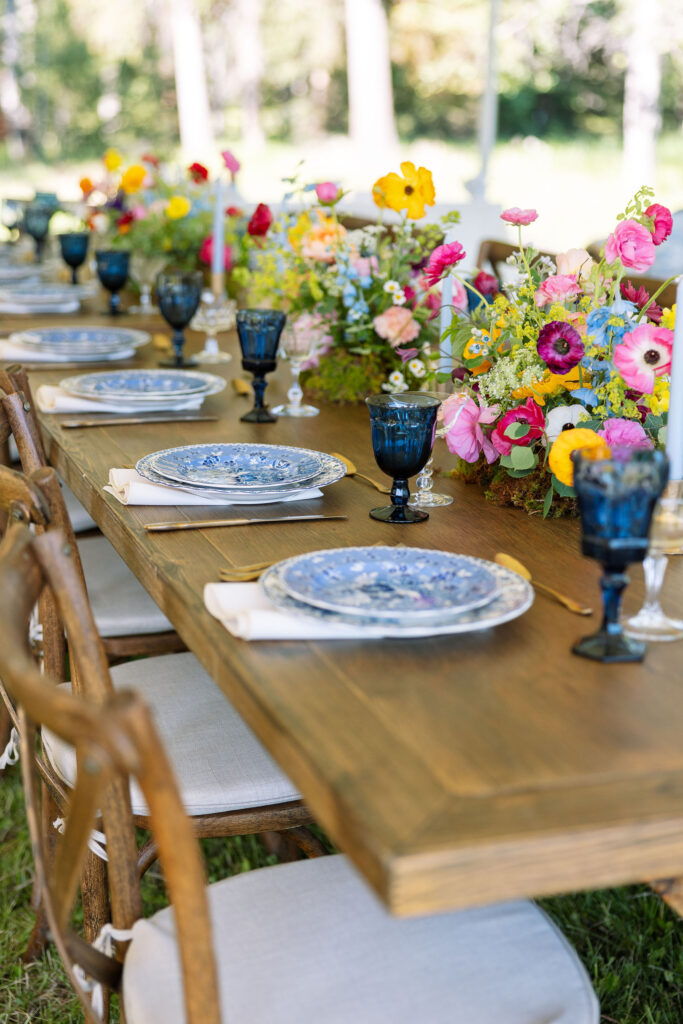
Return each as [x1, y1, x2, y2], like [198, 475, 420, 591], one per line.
[238, 165, 460, 402]
[431, 187, 677, 516]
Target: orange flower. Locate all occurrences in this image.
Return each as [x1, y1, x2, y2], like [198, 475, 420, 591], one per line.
[120, 164, 147, 194]
[512, 365, 584, 407]
[548, 428, 608, 487]
[300, 213, 346, 263]
[79, 176, 94, 196]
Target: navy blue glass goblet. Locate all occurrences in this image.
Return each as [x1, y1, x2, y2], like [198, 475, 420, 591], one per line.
[572, 446, 669, 663]
[156, 270, 203, 368]
[59, 232, 89, 284]
[236, 309, 286, 423]
[96, 250, 130, 316]
[366, 393, 440, 524]
[24, 202, 53, 263]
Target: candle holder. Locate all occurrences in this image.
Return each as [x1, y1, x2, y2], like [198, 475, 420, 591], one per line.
[96, 250, 130, 315]
[236, 309, 285, 423]
[58, 232, 89, 284]
[156, 271, 204, 368]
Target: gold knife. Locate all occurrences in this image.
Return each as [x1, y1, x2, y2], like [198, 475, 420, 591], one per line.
[144, 513, 347, 533]
[59, 415, 218, 428]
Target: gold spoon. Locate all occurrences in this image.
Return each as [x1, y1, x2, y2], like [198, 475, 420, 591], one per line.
[330, 452, 391, 495]
[494, 552, 593, 616]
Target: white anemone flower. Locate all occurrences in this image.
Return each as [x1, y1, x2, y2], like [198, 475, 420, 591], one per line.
[392, 290, 407, 306]
[383, 280, 400, 294]
[544, 404, 589, 445]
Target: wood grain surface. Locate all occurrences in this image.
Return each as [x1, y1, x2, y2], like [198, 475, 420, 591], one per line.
[5, 303, 683, 917]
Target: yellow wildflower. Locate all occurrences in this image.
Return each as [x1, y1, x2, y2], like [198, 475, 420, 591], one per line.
[372, 175, 390, 209]
[512, 365, 583, 406]
[288, 211, 312, 252]
[548, 428, 608, 487]
[377, 162, 435, 219]
[103, 148, 123, 172]
[661, 305, 676, 330]
[120, 164, 147, 194]
[645, 377, 670, 416]
[165, 195, 191, 220]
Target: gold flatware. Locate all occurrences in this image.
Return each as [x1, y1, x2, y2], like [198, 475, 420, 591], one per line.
[59, 415, 218, 428]
[494, 552, 593, 616]
[145, 513, 347, 533]
[330, 452, 391, 495]
[231, 378, 251, 396]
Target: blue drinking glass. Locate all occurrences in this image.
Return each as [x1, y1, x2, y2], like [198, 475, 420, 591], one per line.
[58, 232, 89, 284]
[366, 392, 440, 524]
[23, 202, 53, 263]
[156, 270, 204, 368]
[236, 309, 286, 423]
[96, 250, 130, 316]
[572, 446, 669, 663]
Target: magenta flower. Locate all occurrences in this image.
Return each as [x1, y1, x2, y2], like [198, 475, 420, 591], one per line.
[620, 280, 662, 324]
[425, 241, 466, 287]
[441, 394, 500, 464]
[534, 274, 581, 307]
[536, 321, 584, 374]
[604, 219, 656, 273]
[472, 270, 498, 296]
[501, 207, 538, 226]
[221, 150, 240, 175]
[613, 324, 673, 393]
[645, 203, 673, 246]
[597, 418, 654, 450]
[491, 397, 545, 456]
[315, 181, 340, 204]
[198, 234, 233, 272]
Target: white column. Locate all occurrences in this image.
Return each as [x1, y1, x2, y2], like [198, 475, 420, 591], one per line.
[666, 277, 683, 480]
[467, 0, 499, 203]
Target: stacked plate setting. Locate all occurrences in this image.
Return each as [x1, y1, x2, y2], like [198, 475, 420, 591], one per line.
[136, 443, 346, 503]
[0, 281, 97, 314]
[59, 368, 226, 410]
[9, 325, 150, 361]
[259, 546, 534, 637]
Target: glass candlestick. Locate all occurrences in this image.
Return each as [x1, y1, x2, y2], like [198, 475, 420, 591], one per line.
[624, 480, 683, 641]
[129, 254, 167, 314]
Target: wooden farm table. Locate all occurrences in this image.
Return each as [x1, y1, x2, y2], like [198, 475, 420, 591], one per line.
[6, 309, 683, 918]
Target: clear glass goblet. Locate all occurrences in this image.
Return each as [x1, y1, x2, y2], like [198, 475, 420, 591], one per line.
[272, 322, 319, 418]
[407, 392, 453, 509]
[129, 253, 167, 314]
[191, 291, 236, 364]
[623, 480, 683, 642]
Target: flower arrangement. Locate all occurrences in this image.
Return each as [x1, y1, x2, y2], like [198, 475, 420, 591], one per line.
[434, 187, 677, 517]
[238, 164, 459, 402]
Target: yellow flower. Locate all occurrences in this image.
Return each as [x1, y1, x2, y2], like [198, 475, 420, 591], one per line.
[165, 195, 191, 220]
[548, 428, 608, 487]
[287, 211, 312, 251]
[120, 164, 147, 194]
[646, 377, 670, 416]
[661, 305, 676, 330]
[512, 365, 583, 407]
[103, 148, 123, 172]
[377, 162, 435, 219]
[372, 175, 390, 209]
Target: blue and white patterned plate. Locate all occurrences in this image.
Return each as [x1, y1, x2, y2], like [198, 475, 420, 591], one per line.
[145, 443, 333, 491]
[278, 546, 499, 619]
[260, 557, 533, 637]
[136, 448, 346, 499]
[0, 281, 97, 303]
[16, 326, 150, 351]
[0, 266, 39, 282]
[61, 369, 226, 401]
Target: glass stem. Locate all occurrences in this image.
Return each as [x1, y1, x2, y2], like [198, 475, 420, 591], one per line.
[71, 267, 78, 285]
[109, 292, 121, 315]
[252, 374, 267, 410]
[287, 361, 303, 412]
[390, 478, 410, 509]
[204, 335, 219, 354]
[599, 569, 629, 639]
[171, 328, 185, 364]
[140, 285, 152, 312]
[642, 554, 668, 615]
[415, 457, 434, 497]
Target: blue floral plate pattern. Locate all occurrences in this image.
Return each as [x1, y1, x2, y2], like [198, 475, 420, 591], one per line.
[145, 443, 336, 491]
[260, 557, 533, 637]
[17, 326, 149, 351]
[277, 546, 499, 619]
[61, 369, 225, 400]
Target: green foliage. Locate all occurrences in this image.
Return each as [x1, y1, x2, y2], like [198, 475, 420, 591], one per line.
[303, 350, 387, 405]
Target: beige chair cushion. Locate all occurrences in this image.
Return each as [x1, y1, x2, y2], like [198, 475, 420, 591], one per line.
[61, 482, 97, 534]
[123, 854, 599, 1024]
[42, 652, 300, 816]
[77, 535, 172, 637]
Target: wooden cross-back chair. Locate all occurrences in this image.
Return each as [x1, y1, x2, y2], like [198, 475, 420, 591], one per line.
[0, 364, 186, 661]
[0, 518, 602, 1024]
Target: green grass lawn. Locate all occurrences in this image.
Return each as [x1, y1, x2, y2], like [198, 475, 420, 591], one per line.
[2, 762, 683, 1023]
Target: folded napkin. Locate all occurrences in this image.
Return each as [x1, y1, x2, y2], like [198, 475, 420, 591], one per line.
[105, 468, 323, 507]
[205, 582, 371, 641]
[0, 341, 135, 364]
[36, 385, 202, 414]
[0, 300, 80, 314]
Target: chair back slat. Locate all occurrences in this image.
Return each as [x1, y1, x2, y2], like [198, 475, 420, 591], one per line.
[0, 364, 48, 464]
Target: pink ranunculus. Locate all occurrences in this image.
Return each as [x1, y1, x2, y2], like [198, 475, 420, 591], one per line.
[221, 150, 240, 175]
[424, 241, 466, 287]
[491, 397, 545, 456]
[315, 181, 340, 204]
[295, 312, 335, 371]
[613, 324, 673, 393]
[645, 203, 673, 246]
[442, 393, 501, 464]
[472, 270, 498, 296]
[450, 276, 468, 312]
[198, 234, 233, 272]
[501, 207, 538, 226]
[597, 417, 654, 450]
[372, 306, 420, 348]
[131, 205, 146, 221]
[534, 274, 581, 307]
[604, 219, 656, 273]
[351, 255, 378, 278]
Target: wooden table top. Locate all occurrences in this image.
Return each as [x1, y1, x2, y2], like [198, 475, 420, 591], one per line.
[6, 306, 683, 917]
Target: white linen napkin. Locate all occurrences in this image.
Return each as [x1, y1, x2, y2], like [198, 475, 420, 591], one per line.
[0, 341, 135, 364]
[105, 468, 323, 507]
[204, 582, 371, 640]
[0, 300, 80, 314]
[36, 385, 203, 414]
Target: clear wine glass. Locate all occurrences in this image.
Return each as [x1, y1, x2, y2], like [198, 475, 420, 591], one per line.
[623, 480, 683, 642]
[271, 322, 319, 417]
[129, 253, 167, 314]
[191, 291, 236, 364]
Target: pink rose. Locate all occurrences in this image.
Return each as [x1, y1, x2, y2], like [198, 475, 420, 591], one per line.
[597, 417, 654, 450]
[613, 324, 673, 393]
[491, 397, 545, 456]
[425, 241, 466, 287]
[315, 181, 340, 204]
[501, 207, 538, 226]
[372, 306, 420, 348]
[645, 203, 673, 246]
[534, 274, 581, 307]
[442, 394, 500, 464]
[221, 150, 240, 175]
[604, 219, 656, 272]
[198, 234, 233, 272]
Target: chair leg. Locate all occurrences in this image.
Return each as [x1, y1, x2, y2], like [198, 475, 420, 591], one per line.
[23, 783, 59, 962]
[262, 826, 329, 862]
[0, 701, 11, 774]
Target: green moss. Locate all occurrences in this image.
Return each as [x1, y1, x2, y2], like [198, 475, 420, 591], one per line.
[303, 350, 388, 405]
[447, 456, 577, 518]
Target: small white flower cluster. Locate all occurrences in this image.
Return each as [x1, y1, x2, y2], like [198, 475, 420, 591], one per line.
[477, 347, 543, 404]
[382, 370, 410, 393]
[384, 279, 407, 305]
